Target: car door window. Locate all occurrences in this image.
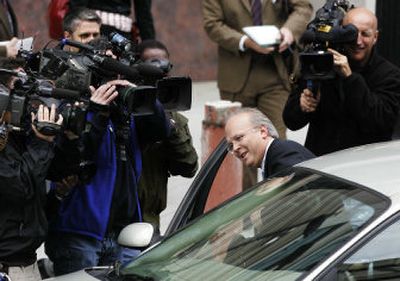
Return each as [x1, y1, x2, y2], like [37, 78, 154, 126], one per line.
[337, 217, 400, 280]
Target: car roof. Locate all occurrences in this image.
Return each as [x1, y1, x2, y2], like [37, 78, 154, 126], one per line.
[296, 140, 400, 199]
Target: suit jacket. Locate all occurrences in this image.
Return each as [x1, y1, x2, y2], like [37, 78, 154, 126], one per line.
[263, 138, 314, 179]
[202, 0, 312, 93]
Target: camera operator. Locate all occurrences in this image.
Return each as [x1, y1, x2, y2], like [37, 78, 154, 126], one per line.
[283, 7, 400, 156]
[45, 76, 171, 275]
[62, 8, 101, 53]
[136, 39, 199, 235]
[44, 14, 171, 274]
[68, 0, 155, 41]
[0, 58, 63, 281]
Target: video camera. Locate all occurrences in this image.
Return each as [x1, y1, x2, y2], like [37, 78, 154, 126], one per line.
[1, 32, 192, 136]
[35, 34, 192, 116]
[299, 0, 358, 80]
[0, 68, 85, 135]
[0, 34, 192, 182]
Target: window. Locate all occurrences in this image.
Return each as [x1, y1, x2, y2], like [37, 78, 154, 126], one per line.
[121, 169, 388, 281]
[337, 217, 400, 280]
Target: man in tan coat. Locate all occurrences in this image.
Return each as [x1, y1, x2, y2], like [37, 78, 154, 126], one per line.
[202, 0, 312, 189]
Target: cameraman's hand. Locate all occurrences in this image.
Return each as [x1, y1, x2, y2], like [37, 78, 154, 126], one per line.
[5, 37, 18, 58]
[55, 175, 79, 199]
[31, 104, 64, 142]
[244, 37, 274, 55]
[89, 83, 119, 105]
[278, 27, 294, 53]
[328, 48, 352, 77]
[300, 88, 320, 113]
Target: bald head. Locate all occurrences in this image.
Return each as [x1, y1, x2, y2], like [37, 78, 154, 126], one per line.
[342, 7, 378, 67]
[343, 7, 377, 30]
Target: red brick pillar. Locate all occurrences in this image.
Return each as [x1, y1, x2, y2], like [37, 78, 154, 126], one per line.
[201, 101, 243, 211]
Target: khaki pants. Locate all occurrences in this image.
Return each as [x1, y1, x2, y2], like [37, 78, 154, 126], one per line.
[7, 262, 41, 281]
[220, 57, 289, 190]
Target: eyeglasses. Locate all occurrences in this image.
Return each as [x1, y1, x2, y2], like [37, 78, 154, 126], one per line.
[227, 127, 259, 152]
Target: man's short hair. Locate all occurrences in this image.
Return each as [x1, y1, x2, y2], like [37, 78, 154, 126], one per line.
[137, 39, 170, 59]
[63, 8, 101, 33]
[229, 107, 280, 138]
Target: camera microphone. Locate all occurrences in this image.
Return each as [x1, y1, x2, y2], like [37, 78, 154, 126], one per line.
[51, 88, 81, 100]
[0, 68, 27, 79]
[91, 55, 140, 80]
[37, 84, 81, 100]
[134, 63, 165, 79]
[91, 56, 164, 80]
[300, 24, 358, 45]
[61, 39, 95, 52]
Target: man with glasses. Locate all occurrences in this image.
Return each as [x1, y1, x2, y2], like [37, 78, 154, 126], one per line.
[225, 108, 314, 179]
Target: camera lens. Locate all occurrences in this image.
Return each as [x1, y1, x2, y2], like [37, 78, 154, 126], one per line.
[109, 32, 132, 53]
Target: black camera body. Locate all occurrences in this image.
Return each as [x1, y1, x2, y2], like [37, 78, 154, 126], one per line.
[0, 33, 192, 182]
[0, 74, 85, 135]
[299, 0, 357, 80]
[35, 37, 192, 116]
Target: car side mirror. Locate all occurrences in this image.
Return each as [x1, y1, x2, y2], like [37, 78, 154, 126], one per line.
[117, 222, 155, 248]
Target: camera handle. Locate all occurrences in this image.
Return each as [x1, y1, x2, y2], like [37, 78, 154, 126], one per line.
[307, 80, 321, 99]
[34, 121, 62, 136]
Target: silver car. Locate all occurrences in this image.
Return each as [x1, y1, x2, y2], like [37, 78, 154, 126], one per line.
[46, 140, 400, 280]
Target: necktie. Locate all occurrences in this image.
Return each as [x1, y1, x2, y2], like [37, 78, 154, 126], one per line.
[251, 0, 263, 26]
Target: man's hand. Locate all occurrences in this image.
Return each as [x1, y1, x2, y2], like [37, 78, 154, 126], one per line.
[244, 37, 274, 55]
[278, 27, 294, 53]
[5, 37, 18, 58]
[89, 80, 136, 105]
[89, 83, 119, 105]
[328, 48, 352, 77]
[31, 104, 64, 142]
[300, 88, 320, 113]
[55, 175, 79, 199]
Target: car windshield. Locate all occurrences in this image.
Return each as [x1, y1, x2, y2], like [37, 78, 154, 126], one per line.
[120, 168, 389, 281]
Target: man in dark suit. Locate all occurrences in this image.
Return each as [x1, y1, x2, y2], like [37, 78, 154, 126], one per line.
[225, 108, 314, 179]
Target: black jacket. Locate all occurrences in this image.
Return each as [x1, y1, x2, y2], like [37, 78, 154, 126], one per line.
[283, 49, 400, 156]
[0, 133, 54, 266]
[264, 139, 315, 179]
